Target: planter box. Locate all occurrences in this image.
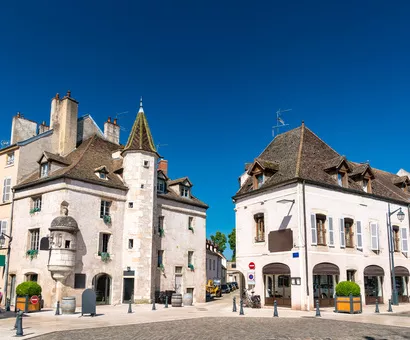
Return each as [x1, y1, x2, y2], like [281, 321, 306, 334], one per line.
[15, 296, 41, 313]
[334, 294, 362, 314]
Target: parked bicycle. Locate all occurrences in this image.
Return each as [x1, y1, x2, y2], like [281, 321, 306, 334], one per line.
[242, 288, 261, 308]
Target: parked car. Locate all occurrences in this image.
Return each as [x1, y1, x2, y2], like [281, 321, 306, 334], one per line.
[228, 283, 235, 291]
[231, 282, 239, 289]
[221, 284, 231, 294]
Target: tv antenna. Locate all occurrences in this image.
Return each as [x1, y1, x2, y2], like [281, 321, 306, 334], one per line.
[272, 108, 291, 137]
[156, 143, 168, 152]
[115, 111, 129, 119]
[1, 140, 9, 148]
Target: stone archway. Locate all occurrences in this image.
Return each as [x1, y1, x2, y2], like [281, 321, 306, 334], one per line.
[92, 273, 112, 305]
[364, 265, 384, 304]
[395, 266, 410, 303]
[262, 263, 291, 307]
[313, 262, 339, 307]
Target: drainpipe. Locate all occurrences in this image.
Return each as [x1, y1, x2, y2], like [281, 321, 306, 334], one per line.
[3, 188, 15, 310]
[302, 180, 310, 309]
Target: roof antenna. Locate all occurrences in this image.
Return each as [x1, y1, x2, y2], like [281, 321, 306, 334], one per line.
[115, 111, 129, 119]
[156, 143, 168, 152]
[272, 108, 291, 138]
[1, 140, 9, 148]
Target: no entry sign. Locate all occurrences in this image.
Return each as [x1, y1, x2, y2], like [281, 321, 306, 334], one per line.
[249, 262, 255, 270]
[30, 295, 39, 305]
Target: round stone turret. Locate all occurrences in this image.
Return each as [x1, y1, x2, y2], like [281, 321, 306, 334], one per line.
[47, 203, 79, 282]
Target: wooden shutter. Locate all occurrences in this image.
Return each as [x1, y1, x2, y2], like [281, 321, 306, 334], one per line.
[340, 218, 345, 248]
[328, 217, 334, 246]
[370, 222, 379, 251]
[401, 228, 408, 253]
[311, 214, 317, 245]
[356, 221, 363, 250]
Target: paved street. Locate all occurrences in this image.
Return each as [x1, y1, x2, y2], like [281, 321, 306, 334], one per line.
[32, 317, 410, 340]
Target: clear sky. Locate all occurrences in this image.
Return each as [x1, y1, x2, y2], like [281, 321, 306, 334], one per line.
[1, 1, 410, 260]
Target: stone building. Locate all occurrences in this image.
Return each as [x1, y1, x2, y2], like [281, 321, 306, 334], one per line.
[206, 239, 226, 284]
[0, 99, 103, 306]
[234, 122, 410, 310]
[4, 92, 207, 308]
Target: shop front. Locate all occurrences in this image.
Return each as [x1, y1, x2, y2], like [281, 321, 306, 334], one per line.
[263, 263, 291, 307]
[364, 265, 384, 305]
[395, 266, 409, 303]
[313, 262, 339, 307]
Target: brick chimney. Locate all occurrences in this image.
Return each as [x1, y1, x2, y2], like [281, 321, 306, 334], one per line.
[50, 90, 79, 156]
[104, 117, 120, 145]
[158, 159, 168, 176]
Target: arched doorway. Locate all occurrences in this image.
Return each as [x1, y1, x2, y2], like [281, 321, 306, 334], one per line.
[364, 265, 384, 305]
[263, 263, 291, 307]
[92, 273, 111, 305]
[313, 262, 339, 307]
[395, 266, 409, 303]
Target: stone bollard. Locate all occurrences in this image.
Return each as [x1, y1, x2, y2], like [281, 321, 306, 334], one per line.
[152, 300, 156, 311]
[16, 310, 23, 337]
[232, 297, 237, 312]
[315, 300, 321, 317]
[239, 299, 244, 315]
[375, 298, 380, 313]
[165, 296, 168, 308]
[388, 299, 393, 312]
[55, 301, 60, 316]
[273, 300, 278, 317]
[128, 300, 132, 314]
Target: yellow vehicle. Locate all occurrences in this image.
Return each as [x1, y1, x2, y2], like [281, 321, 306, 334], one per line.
[206, 280, 221, 298]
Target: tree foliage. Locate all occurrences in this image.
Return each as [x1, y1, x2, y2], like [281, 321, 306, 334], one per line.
[210, 231, 227, 253]
[228, 228, 236, 261]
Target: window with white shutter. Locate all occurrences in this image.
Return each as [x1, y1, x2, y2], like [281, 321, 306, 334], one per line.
[401, 228, 408, 254]
[0, 220, 7, 246]
[311, 214, 317, 245]
[340, 218, 345, 248]
[370, 222, 379, 251]
[328, 217, 334, 246]
[356, 221, 363, 250]
[2, 177, 11, 202]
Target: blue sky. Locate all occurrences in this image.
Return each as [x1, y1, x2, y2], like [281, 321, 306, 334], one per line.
[1, 1, 410, 259]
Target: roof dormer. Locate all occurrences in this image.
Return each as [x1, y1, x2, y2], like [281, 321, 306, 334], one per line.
[167, 177, 193, 199]
[349, 163, 375, 193]
[324, 156, 351, 188]
[247, 158, 279, 190]
[157, 170, 168, 194]
[38, 151, 70, 178]
[94, 166, 109, 180]
[393, 176, 410, 192]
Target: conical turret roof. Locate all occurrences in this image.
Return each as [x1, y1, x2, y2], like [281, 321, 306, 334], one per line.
[122, 97, 158, 156]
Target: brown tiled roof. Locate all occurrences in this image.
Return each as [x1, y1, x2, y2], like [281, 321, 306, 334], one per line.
[167, 177, 192, 187]
[16, 135, 128, 190]
[349, 163, 374, 178]
[42, 151, 71, 166]
[235, 123, 410, 203]
[158, 189, 208, 209]
[393, 176, 410, 185]
[254, 158, 279, 172]
[122, 107, 158, 156]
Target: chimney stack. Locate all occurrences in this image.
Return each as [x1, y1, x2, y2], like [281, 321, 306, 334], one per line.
[10, 112, 37, 144]
[50, 90, 79, 156]
[158, 159, 168, 176]
[38, 121, 50, 134]
[104, 117, 120, 145]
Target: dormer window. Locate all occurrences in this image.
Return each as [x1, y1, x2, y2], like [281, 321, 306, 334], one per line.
[181, 186, 189, 198]
[157, 178, 166, 193]
[256, 174, 264, 189]
[337, 172, 346, 187]
[99, 172, 107, 179]
[40, 163, 49, 178]
[94, 166, 109, 180]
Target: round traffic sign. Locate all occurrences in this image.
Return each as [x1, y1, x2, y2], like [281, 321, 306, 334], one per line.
[249, 262, 255, 270]
[248, 273, 254, 280]
[30, 295, 39, 305]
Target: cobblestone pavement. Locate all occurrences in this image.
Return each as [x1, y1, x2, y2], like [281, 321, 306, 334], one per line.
[32, 317, 410, 340]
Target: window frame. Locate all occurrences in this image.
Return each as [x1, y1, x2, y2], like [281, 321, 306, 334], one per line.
[393, 225, 400, 252]
[32, 196, 42, 211]
[2, 177, 11, 202]
[188, 251, 194, 266]
[344, 218, 354, 248]
[180, 186, 189, 198]
[254, 213, 265, 242]
[29, 228, 40, 251]
[99, 232, 111, 254]
[316, 214, 327, 246]
[100, 200, 111, 218]
[157, 250, 164, 267]
[157, 178, 166, 193]
[40, 162, 49, 178]
[6, 152, 14, 166]
[0, 220, 7, 246]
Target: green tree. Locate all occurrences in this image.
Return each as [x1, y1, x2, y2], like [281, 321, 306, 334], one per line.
[210, 231, 227, 253]
[228, 228, 236, 261]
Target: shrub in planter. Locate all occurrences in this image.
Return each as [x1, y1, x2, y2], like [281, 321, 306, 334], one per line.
[15, 281, 42, 313]
[335, 281, 361, 314]
[16, 281, 42, 297]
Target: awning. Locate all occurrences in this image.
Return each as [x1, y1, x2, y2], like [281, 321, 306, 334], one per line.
[313, 263, 340, 275]
[263, 263, 290, 275]
[395, 266, 410, 277]
[364, 265, 384, 276]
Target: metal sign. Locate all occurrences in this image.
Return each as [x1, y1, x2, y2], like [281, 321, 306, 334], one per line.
[249, 262, 255, 270]
[247, 271, 255, 284]
[81, 289, 96, 316]
[30, 295, 39, 305]
[0, 255, 5, 267]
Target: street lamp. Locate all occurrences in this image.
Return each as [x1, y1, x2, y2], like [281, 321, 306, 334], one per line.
[387, 204, 404, 306]
[0, 232, 12, 311]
